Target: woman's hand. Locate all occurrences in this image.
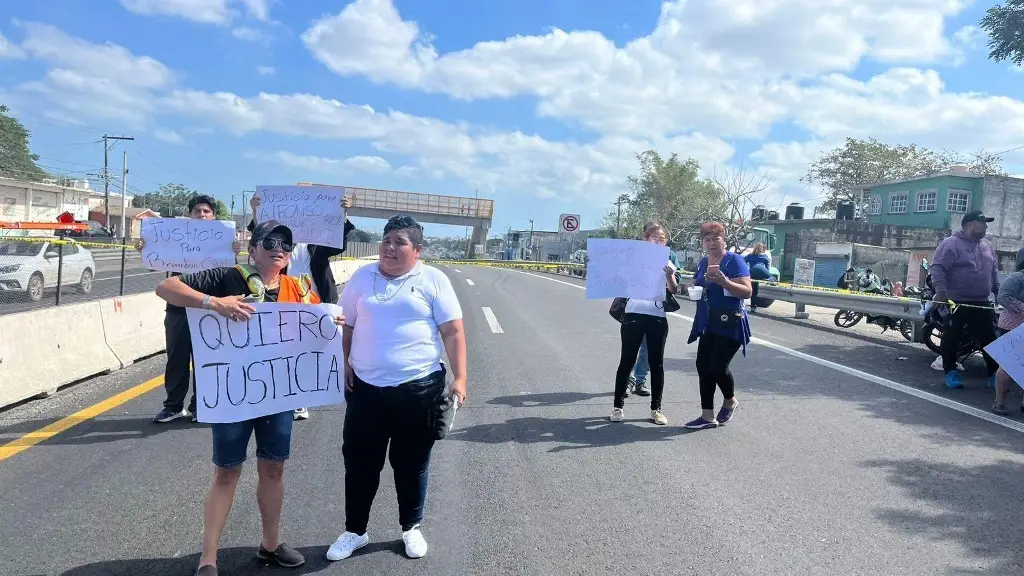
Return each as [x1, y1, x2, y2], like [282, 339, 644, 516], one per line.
[342, 196, 352, 209]
[663, 265, 675, 279]
[210, 295, 256, 321]
[134, 238, 145, 252]
[231, 240, 241, 255]
[332, 314, 345, 326]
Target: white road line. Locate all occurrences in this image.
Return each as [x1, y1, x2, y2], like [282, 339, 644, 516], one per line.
[510, 269, 1024, 435]
[482, 306, 504, 333]
[466, 279, 475, 286]
[454, 268, 463, 273]
[93, 270, 166, 282]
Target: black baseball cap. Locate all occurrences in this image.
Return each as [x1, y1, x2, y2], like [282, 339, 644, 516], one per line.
[961, 210, 994, 224]
[249, 219, 293, 246]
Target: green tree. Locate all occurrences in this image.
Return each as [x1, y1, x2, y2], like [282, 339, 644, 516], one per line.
[0, 104, 48, 182]
[803, 137, 1007, 217]
[601, 150, 722, 242]
[132, 183, 231, 219]
[981, 0, 1024, 65]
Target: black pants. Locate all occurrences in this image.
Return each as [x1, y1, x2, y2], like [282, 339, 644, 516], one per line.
[163, 312, 196, 413]
[343, 370, 445, 534]
[941, 302, 998, 375]
[614, 313, 668, 410]
[695, 332, 742, 410]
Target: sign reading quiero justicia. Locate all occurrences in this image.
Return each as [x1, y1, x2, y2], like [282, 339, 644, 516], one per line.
[141, 218, 237, 273]
[186, 302, 348, 423]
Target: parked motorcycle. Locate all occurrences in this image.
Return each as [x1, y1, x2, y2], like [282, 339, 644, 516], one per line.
[833, 283, 914, 340]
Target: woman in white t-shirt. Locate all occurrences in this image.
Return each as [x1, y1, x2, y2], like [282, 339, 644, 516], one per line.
[610, 221, 678, 425]
[326, 214, 467, 563]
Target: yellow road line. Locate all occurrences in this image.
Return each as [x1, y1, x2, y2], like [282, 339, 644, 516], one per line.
[0, 375, 165, 463]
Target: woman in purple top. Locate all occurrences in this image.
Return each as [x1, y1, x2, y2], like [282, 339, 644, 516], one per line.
[685, 222, 753, 430]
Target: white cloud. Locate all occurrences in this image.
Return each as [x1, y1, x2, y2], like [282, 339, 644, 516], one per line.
[256, 65, 275, 75]
[120, 0, 269, 25]
[232, 27, 264, 42]
[154, 128, 185, 144]
[953, 25, 985, 50]
[13, 21, 173, 125]
[256, 151, 393, 174]
[0, 33, 25, 59]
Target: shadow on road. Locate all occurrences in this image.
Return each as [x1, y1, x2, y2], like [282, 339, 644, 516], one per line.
[450, 415, 695, 452]
[0, 415, 204, 446]
[862, 457, 1024, 576]
[487, 391, 612, 408]
[56, 542, 404, 575]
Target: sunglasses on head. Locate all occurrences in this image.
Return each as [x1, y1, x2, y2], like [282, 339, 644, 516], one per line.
[259, 237, 293, 252]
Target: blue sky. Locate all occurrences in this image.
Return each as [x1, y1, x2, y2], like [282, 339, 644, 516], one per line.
[2, 0, 1023, 239]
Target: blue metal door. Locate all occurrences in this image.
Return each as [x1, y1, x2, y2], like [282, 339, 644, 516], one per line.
[813, 257, 849, 289]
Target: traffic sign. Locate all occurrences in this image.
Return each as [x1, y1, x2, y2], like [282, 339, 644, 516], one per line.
[559, 213, 580, 234]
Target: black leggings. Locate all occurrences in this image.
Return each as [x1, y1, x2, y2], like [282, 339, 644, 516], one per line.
[614, 313, 668, 410]
[695, 332, 741, 410]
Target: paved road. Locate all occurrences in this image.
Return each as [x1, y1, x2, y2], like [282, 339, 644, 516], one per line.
[0, 267, 166, 316]
[2, 264, 1023, 575]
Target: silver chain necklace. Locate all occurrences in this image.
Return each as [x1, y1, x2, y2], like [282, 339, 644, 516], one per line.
[373, 268, 410, 303]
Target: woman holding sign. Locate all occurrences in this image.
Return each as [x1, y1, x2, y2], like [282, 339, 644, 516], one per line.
[684, 221, 752, 430]
[327, 214, 467, 562]
[610, 221, 678, 426]
[156, 220, 341, 576]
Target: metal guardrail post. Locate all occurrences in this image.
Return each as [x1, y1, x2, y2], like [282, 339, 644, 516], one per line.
[54, 242, 64, 306]
[794, 303, 809, 319]
[119, 242, 127, 296]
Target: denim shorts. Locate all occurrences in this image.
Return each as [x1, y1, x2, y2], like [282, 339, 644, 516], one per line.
[211, 410, 294, 468]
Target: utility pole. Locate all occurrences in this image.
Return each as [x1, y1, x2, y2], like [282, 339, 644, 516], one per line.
[120, 151, 128, 239]
[614, 193, 629, 238]
[527, 218, 535, 261]
[102, 134, 134, 227]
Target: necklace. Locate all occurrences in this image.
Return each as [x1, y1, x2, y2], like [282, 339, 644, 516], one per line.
[373, 269, 410, 303]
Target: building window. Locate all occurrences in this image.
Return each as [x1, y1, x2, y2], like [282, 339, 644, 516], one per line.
[868, 195, 881, 215]
[889, 192, 908, 214]
[947, 189, 970, 213]
[916, 189, 937, 212]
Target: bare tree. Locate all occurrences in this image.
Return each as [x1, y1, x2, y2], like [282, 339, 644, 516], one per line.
[679, 165, 777, 252]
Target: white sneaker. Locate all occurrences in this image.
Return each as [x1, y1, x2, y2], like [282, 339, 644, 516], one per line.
[651, 410, 668, 425]
[609, 407, 624, 422]
[325, 531, 369, 561]
[402, 525, 428, 559]
[294, 407, 309, 420]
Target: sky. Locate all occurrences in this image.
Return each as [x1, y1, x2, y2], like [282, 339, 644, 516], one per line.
[2, 0, 1024, 238]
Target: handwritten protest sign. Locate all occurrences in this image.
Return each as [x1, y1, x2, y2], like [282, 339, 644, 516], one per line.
[585, 238, 669, 300]
[186, 302, 346, 423]
[141, 218, 236, 273]
[984, 324, 1024, 386]
[255, 185, 346, 248]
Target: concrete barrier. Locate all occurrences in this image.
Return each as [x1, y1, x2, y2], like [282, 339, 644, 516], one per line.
[0, 263, 368, 410]
[0, 301, 121, 406]
[100, 292, 168, 367]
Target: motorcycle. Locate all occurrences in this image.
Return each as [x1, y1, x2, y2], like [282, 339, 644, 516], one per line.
[833, 281, 914, 340]
[915, 273, 1000, 362]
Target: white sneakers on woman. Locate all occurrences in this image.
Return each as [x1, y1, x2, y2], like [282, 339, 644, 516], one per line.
[325, 526, 428, 561]
[608, 407, 668, 425]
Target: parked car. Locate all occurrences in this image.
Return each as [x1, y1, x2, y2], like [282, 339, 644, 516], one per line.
[0, 239, 96, 301]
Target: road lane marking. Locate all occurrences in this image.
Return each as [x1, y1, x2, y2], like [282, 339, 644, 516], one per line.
[0, 375, 165, 463]
[454, 268, 462, 273]
[482, 306, 504, 333]
[93, 271, 166, 282]
[510, 269, 1024, 435]
[466, 279, 475, 286]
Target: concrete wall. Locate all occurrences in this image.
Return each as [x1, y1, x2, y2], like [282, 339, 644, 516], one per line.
[0, 179, 92, 224]
[981, 176, 1024, 251]
[0, 259, 368, 410]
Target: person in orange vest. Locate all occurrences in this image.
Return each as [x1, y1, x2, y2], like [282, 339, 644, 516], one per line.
[155, 220, 340, 576]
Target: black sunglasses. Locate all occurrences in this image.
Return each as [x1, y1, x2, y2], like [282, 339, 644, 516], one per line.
[259, 237, 293, 252]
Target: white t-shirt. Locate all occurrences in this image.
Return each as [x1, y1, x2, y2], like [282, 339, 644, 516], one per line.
[340, 261, 463, 387]
[285, 243, 316, 295]
[625, 260, 676, 318]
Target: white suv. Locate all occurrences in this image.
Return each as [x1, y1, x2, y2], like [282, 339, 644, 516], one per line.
[0, 239, 96, 302]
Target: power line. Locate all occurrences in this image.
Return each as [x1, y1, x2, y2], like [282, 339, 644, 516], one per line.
[101, 135, 134, 226]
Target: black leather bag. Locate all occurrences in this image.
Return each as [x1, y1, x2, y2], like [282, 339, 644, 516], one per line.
[663, 289, 681, 313]
[609, 297, 628, 322]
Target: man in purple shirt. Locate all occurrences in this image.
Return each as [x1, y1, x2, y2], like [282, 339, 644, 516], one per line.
[930, 210, 1001, 389]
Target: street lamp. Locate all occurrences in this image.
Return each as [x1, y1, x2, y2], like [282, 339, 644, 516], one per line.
[527, 218, 535, 261]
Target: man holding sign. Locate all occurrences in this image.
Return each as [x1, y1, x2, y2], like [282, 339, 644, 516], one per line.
[155, 220, 342, 576]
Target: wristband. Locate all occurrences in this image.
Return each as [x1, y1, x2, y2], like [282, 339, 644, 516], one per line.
[202, 294, 212, 309]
